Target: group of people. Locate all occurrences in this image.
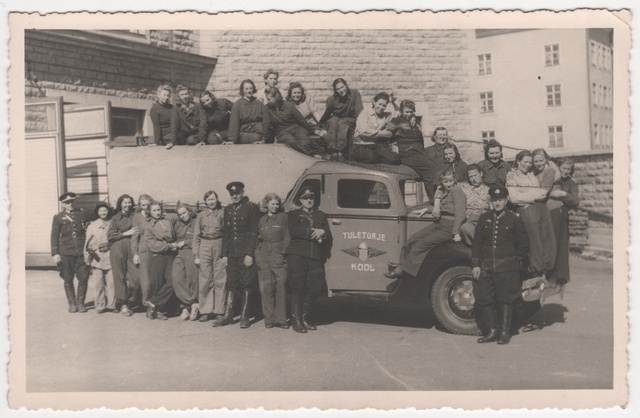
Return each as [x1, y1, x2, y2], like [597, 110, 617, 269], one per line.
[51, 183, 332, 334]
[384, 141, 580, 344]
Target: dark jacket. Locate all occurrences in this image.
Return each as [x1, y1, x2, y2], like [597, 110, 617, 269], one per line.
[319, 89, 364, 125]
[171, 101, 202, 143]
[263, 101, 316, 143]
[51, 209, 95, 256]
[199, 98, 233, 142]
[150, 101, 173, 145]
[471, 209, 530, 273]
[222, 197, 261, 258]
[286, 209, 333, 262]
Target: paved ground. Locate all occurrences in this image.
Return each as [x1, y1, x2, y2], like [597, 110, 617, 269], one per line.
[24, 256, 613, 392]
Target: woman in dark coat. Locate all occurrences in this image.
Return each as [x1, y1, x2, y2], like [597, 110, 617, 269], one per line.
[318, 78, 364, 160]
[443, 143, 468, 183]
[228, 79, 267, 144]
[149, 84, 173, 147]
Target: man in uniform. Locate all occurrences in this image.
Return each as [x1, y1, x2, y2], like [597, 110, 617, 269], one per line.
[50, 192, 95, 313]
[220, 181, 261, 328]
[472, 186, 529, 345]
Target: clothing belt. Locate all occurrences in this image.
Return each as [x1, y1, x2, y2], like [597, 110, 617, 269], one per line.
[198, 234, 222, 240]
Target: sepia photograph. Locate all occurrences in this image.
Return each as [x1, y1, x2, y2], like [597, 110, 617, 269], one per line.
[7, 9, 631, 412]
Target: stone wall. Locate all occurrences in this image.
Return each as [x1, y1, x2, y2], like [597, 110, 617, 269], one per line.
[149, 30, 199, 54]
[199, 30, 476, 142]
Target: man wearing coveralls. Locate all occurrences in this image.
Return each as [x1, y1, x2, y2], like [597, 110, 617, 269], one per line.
[472, 186, 529, 345]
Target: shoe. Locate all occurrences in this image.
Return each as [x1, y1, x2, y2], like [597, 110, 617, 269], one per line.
[477, 306, 499, 343]
[155, 311, 168, 320]
[383, 267, 403, 279]
[211, 314, 226, 327]
[179, 308, 190, 321]
[387, 262, 399, 271]
[76, 281, 88, 313]
[302, 302, 317, 331]
[291, 294, 307, 334]
[190, 303, 199, 321]
[477, 328, 500, 343]
[96, 308, 107, 314]
[198, 313, 211, 323]
[274, 322, 291, 329]
[64, 282, 78, 313]
[213, 290, 236, 327]
[497, 304, 513, 345]
[239, 289, 251, 329]
[165, 143, 174, 150]
[120, 305, 133, 317]
[265, 321, 275, 329]
[144, 301, 156, 320]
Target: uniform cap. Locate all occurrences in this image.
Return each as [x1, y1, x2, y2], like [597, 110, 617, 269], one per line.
[226, 181, 245, 194]
[488, 186, 509, 200]
[59, 192, 77, 203]
[298, 188, 315, 199]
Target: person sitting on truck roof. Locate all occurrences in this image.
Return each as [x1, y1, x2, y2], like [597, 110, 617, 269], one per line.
[477, 140, 512, 187]
[384, 100, 434, 198]
[423, 127, 453, 201]
[170, 85, 203, 148]
[149, 84, 174, 148]
[352, 92, 402, 165]
[318, 78, 364, 161]
[198, 91, 233, 145]
[262, 87, 328, 158]
[256, 69, 280, 103]
[385, 168, 467, 279]
[442, 142, 467, 183]
[286, 82, 320, 126]
[458, 164, 491, 246]
[228, 79, 268, 145]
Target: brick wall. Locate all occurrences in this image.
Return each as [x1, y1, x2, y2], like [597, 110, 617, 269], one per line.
[199, 30, 476, 142]
[25, 30, 212, 101]
[149, 30, 199, 54]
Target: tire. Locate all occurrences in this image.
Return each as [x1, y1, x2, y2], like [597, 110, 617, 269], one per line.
[430, 266, 481, 335]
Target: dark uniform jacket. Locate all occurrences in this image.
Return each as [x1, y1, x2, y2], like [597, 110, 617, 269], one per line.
[199, 98, 233, 142]
[171, 101, 202, 142]
[286, 209, 333, 262]
[222, 197, 261, 258]
[50, 209, 95, 256]
[471, 209, 529, 273]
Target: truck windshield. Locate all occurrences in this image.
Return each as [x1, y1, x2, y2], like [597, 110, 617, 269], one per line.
[400, 179, 428, 208]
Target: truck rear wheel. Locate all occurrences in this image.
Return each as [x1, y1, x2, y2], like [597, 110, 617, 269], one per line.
[430, 266, 481, 335]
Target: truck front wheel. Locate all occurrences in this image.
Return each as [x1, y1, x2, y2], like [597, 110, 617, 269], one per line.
[430, 266, 481, 335]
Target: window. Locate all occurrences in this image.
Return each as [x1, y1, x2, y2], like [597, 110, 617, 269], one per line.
[481, 131, 496, 142]
[592, 82, 598, 107]
[338, 179, 390, 209]
[548, 125, 564, 148]
[401, 180, 427, 207]
[478, 54, 492, 75]
[593, 124, 600, 147]
[590, 40, 613, 71]
[590, 41, 597, 66]
[111, 108, 145, 139]
[546, 84, 562, 106]
[480, 92, 494, 113]
[544, 44, 560, 66]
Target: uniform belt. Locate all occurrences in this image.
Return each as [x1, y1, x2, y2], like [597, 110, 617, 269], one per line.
[198, 234, 222, 240]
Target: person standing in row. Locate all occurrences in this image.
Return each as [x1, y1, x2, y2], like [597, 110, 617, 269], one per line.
[193, 191, 227, 325]
[149, 84, 173, 148]
[51, 192, 95, 313]
[286, 188, 333, 333]
[220, 182, 261, 328]
[107, 194, 139, 316]
[319, 78, 363, 160]
[198, 91, 233, 145]
[352, 92, 401, 165]
[171, 85, 201, 147]
[131, 194, 153, 304]
[255, 193, 290, 329]
[477, 140, 511, 188]
[172, 204, 200, 321]
[228, 79, 267, 145]
[472, 186, 530, 345]
[143, 201, 177, 320]
[262, 87, 327, 157]
[84, 202, 115, 314]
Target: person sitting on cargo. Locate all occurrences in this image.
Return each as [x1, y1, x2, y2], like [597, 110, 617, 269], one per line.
[318, 78, 364, 161]
[423, 127, 453, 202]
[263, 87, 328, 158]
[352, 92, 402, 165]
[458, 164, 490, 246]
[477, 139, 511, 187]
[443, 142, 467, 183]
[170, 85, 202, 148]
[256, 69, 280, 103]
[286, 82, 320, 126]
[384, 100, 434, 198]
[149, 84, 174, 148]
[384, 168, 467, 279]
[228, 79, 267, 144]
[198, 91, 233, 145]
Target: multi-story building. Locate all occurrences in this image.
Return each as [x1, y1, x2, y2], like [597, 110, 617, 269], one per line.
[473, 28, 613, 154]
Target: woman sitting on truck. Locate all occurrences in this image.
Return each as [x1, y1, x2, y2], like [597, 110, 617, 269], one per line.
[352, 92, 401, 165]
[149, 84, 173, 148]
[286, 82, 320, 126]
[256, 69, 280, 103]
[318, 78, 364, 160]
[228, 79, 267, 144]
[385, 168, 467, 279]
[443, 143, 468, 183]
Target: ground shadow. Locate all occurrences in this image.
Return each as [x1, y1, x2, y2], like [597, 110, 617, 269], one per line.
[517, 303, 568, 334]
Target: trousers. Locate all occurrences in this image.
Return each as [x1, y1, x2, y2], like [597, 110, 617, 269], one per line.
[198, 239, 227, 315]
[324, 116, 355, 152]
[352, 143, 401, 165]
[92, 267, 116, 310]
[287, 254, 325, 306]
[147, 252, 176, 309]
[473, 268, 521, 305]
[110, 238, 140, 307]
[226, 256, 258, 291]
[277, 125, 327, 156]
[172, 247, 199, 307]
[59, 255, 90, 285]
[400, 219, 454, 277]
[255, 242, 288, 324]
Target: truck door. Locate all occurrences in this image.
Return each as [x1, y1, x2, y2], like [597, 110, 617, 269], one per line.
[323, 174, 402, 292]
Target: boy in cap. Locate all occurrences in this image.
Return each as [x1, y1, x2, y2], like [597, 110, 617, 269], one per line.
[220, 181, 261, 328]
[472, 186, 529, 344]
[50, 192, 96, 313]
[286, 187, 333, 333]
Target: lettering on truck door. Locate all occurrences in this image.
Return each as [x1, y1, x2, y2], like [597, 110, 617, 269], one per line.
[323, 175, 401, 292]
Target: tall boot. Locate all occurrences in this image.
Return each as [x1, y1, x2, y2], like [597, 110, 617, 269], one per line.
[302, 300, 317, 331]
[291, 293, 307, 334]
[477, 305, 499, 343]
[64, 282, 77, 313]
[213, 290, 234, 327]
[497, 304, 513, 345]
[76, 280, 88, 313]
[239, 289, 251, 329]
